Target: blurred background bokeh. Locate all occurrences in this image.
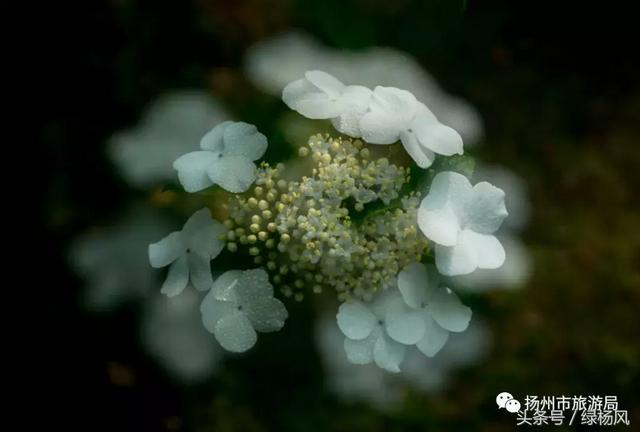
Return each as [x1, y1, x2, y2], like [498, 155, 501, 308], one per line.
[40, 0, 639, 430]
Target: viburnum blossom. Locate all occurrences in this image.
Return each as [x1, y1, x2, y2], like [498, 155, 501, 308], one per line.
[148, 208, 225, 296]
[173, 121, 267, 193]
[417, 171, 508, 276]
[140, 69, 513, 372]
[200, 269, 288, 352]
[282, 71, 462, 168]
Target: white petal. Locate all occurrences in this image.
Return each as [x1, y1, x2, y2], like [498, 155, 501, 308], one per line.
[213, 309, 257, 352]
[211, 270, 241, 299]
[207, 156, 257, 193]
[187, 252, 213, 291]
[420, 171, 472, 217]
[417, 205, 460, 247]
[160, 255, 189, 297]
[429, 286, 471, 332]
[233, 268, 274, 304]
[200, 121, 233, 152]
[245, 297, 288, 333]
[282, 78, 343, 119]
[221, 122, 268, 161]
[373, 333, 406, 373]
[397, 262, 430, 308]
[337, 301, 376, 340]
[305, 70, 345, 99]
[359, 109, 402, 144]
[463, 181, 508, 234]
[359, 86, 417, 144]
[173, 151, 219, 192]
[148, 231, 184, 268]
[435, 239, 478, 276]
[464, 230, 506, 269]
[416, 314, 449, 357]
[369, 86, 417, 121]
[330, 85, 373, 137]
[343, 331, 376, 364]
[385, 298, 426, 345]
[412, 104, 463, 156]
[182, 208, 225, 258]
[400, 130, 435, 168]
[200, 293, 235, 333]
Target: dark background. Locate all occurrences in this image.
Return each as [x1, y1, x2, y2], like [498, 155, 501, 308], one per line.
[39, 1, 638, 430]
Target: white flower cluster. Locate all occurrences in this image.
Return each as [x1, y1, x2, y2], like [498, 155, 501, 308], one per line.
[147, 70, 509, 372]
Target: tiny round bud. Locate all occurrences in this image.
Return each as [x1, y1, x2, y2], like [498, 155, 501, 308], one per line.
[298, 147, 310, 157]
[262, 210, 273, 219]
[253, 256, 263, 264]
[250, 224, 260, 233]
[312, 285, 322, 294]
[265, 239, 275, 249]
[223, 219, 234, 229]
[227, 230, 236, 241]
[267, 261, 276, 271]
[249, 247, 260, 256]
[248, 197, 258, 207]
[254, 186, 264, 196]
[267, 222, 277, 232]
[239, 235, 248, 245]
[258, 200, 269, 210]
[294, 293, 304, 302]
[266, 192, 276, 202]
[258, 231, 268, 241]
[281, 233, 291, 243]
[227, 242, 238, 252]
[248, 234, 257, 243]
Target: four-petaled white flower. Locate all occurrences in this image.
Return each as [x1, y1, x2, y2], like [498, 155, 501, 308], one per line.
[359, 86, 463, 168]
[336, 291, 407, 373]
[149, 208, 225, 296]
[173, 121, 268, 193]
[282, 70, 373, 137]
[386, 262, 471, 357]
[200, 268, 288, 353]
[418, 171, 508, 276]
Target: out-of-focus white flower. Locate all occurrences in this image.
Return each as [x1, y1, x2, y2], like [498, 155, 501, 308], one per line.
[108, 91, 228, 187]
[282, 71, 372, 137]
[399, 319, 492, 393]
[418, 171, 508, 276]
[359, 86, 463, 168]
[70, 207, 170, 311]
[140, 289, 222, 383]
[386, 263, 471, 357]
[200, 269, 288, 353]
[336, 291, 407, 372]
[450, 234, 532, 291]
[315, 313, 402, 409]
[245, 31, 483, 145]
[149, 208, 225, 296]
[173, 121, 268, 193]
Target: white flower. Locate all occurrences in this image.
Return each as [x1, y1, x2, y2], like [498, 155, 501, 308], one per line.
[386, 263, 471, 357]
[140, 289, 222, 383]
[108, 91, 228, 187]
[148, 208, 225, 296]
[245, 31, 483, 145]
[359, 86, 463, 168]
[70, 206, 170, 311]
[336, 290, 407, 373]
[173, 121, 268, 193]
[418, 171, 508, 276]
[282, 70, 372, 137]
[200, 268, 288, 353]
